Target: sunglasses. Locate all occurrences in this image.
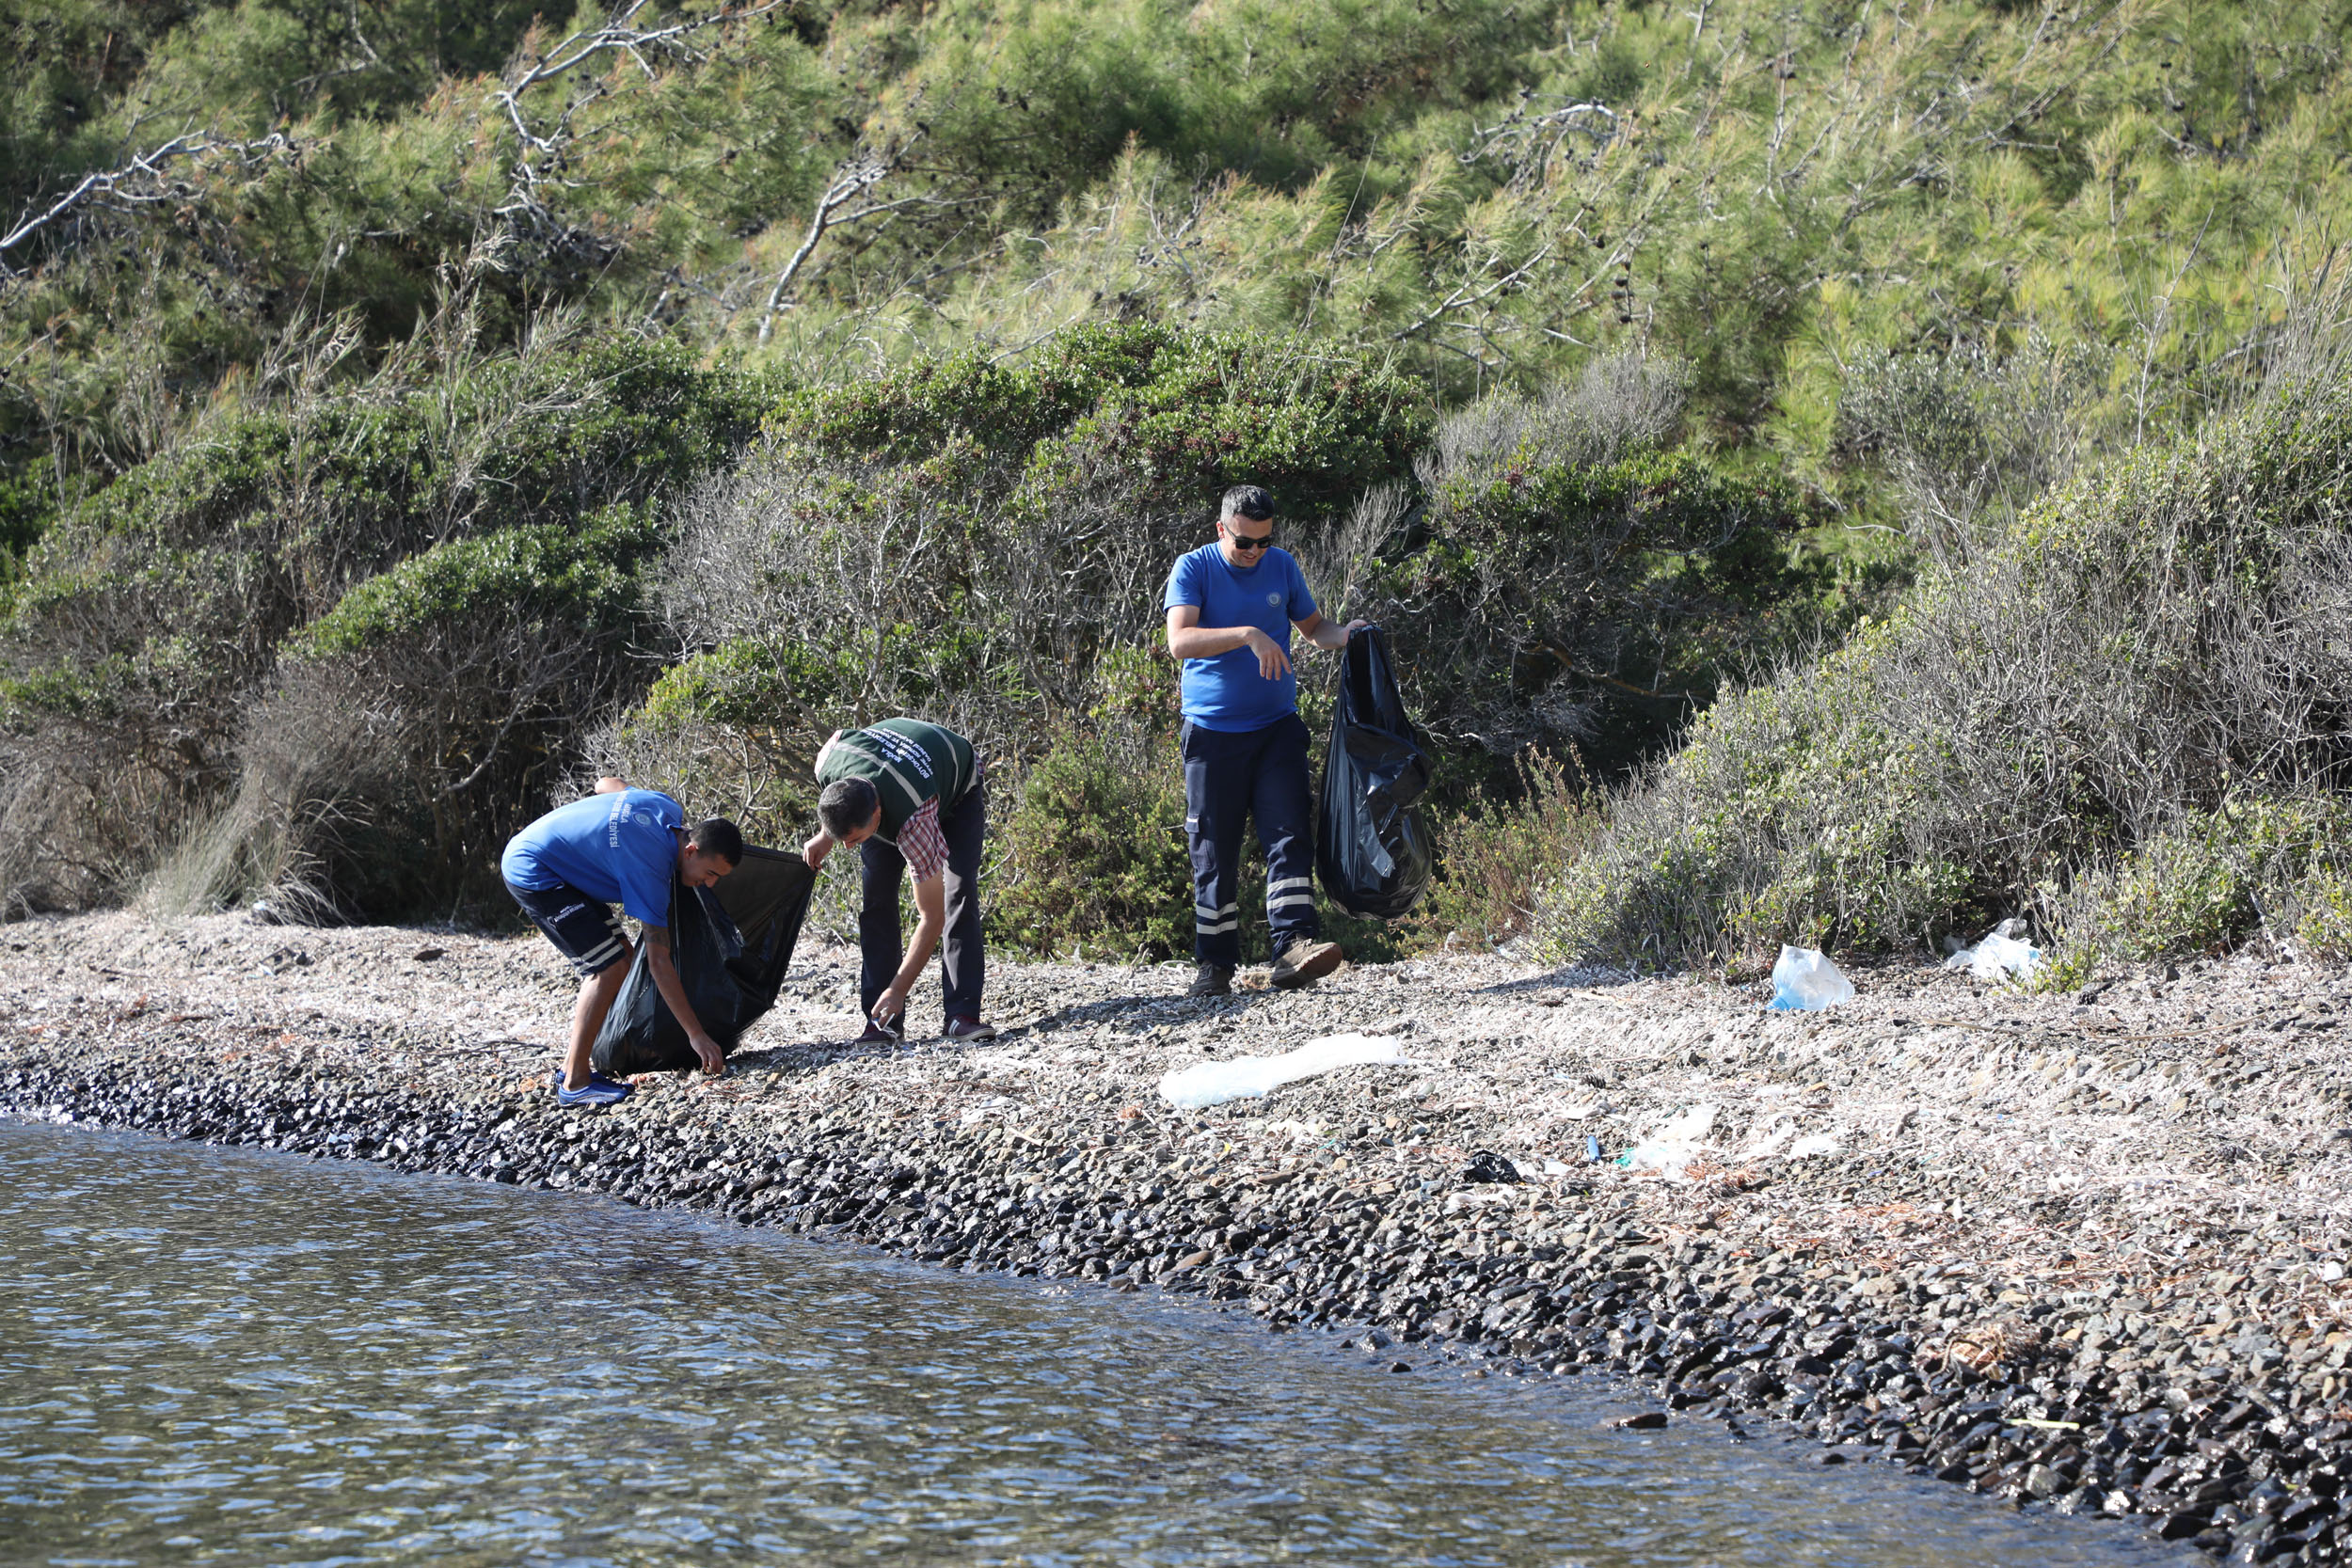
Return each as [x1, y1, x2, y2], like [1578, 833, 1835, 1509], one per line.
[1225, 526, 1276, 550]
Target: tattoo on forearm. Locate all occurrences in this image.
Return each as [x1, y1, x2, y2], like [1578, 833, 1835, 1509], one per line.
[644, 926, 670, 951]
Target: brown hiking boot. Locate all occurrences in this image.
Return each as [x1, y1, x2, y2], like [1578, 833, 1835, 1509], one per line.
[1269, 940, 1343, 990]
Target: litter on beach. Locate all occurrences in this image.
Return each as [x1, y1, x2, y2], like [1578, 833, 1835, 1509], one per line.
[1157, 1033, 1408, 1110]
[1769, 945, 1853, 1011]
[1945, 919, 2042, 982]
[1734, 1116, 1842, 1163]
[1619, 1103, 1718, 1173]
[1738, 1116, 1796, 1160]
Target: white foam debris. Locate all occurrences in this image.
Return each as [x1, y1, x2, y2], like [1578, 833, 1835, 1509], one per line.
[1157, 1033, 1409, 1110]
[1739, 1116, 1796, 1161]
[1623, 1103, 1719, 1173]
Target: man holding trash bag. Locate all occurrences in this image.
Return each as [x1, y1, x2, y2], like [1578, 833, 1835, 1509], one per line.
[803, 719, 996, 1045]
[501, 782, 744, 1108]
[1164, 483, 1364, 997]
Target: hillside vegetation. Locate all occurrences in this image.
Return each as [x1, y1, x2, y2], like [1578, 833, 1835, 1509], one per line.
[5, 0, 2352, 972]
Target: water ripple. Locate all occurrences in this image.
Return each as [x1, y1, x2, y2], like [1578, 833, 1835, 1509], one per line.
[1, 1120, 2187, 1567]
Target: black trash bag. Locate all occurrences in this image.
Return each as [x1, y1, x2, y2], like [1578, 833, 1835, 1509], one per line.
[591, 845, 817, 1076]
[1315, 626, 1434, 919]
[1461, 1149, 1522, 1185]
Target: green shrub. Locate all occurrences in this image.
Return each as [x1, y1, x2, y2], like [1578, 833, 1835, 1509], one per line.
[983, 716, 1413, 965]
[627, 325, 1427, 789]
[989, 726, 1194, 959]
[1544, 370, 2352, 971]
[1346, 359, 1899, 776]
[291, 507, 658, 660]
[1406, 753, 1597, 951]
[158, 506, 670, 919]
[0, 333, 761, 914]
[2291, 870, 2352, 961]
[2057, 797, 2352, 966]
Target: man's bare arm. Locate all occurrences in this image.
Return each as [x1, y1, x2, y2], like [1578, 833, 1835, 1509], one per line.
[869, 874, 947, 1025]
[1167, 605, 1288, 679]
[1295, 610, 1369, 651]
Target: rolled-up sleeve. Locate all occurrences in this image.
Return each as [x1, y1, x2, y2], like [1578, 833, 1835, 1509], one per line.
[898, 799, 947, 883]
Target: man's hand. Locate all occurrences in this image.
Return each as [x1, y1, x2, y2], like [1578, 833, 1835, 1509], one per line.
[803, 832, 833, 871]
[870, 985, 909, 1031]
[1242, 626, 1293, 680]
[690, 1032, 725, 1076]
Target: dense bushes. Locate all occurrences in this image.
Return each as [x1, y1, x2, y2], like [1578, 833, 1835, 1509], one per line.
[1542, 369, 2352, 973]
[11, 0, 2350, 549]
[603, 322, 1428, 781]
[0, 329, 762, 914]
[11, 0, 2352, 968]
[1357, 356, 1885, 774]
[988, 728, 1194, 960]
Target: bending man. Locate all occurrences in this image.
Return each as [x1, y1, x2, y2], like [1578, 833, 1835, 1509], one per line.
[1165, 483, 1362, 996]
[803, 719, 995, 1044]
[501, 784, 743, 1107]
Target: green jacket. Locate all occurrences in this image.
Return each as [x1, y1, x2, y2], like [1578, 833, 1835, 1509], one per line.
[815, 720, 978, 842]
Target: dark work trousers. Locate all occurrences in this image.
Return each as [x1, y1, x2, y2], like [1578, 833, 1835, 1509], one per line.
[859, 780, 988, 1024]
[1182, 715, 1319, 967]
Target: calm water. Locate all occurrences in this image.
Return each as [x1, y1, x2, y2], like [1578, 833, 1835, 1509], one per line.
[0, 1119, 2186, 1568]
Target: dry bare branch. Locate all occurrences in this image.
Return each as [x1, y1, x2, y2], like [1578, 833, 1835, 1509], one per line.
[0, 134, 294, 274]
[489, 0, 793, 261]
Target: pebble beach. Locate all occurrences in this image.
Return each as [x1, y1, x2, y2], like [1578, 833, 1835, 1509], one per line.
[8, 910, 2352, 1561]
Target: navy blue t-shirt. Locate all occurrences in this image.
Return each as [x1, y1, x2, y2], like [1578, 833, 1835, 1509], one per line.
[1163, 543, 1318, 732]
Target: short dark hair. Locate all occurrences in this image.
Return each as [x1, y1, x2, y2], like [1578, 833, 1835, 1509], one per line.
[1220, 484, 1274, 522]
[818, 778, 880, 840]
[688, 817, 744, 865]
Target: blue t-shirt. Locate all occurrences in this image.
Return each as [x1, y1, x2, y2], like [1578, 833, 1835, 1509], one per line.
[1163, 543, 1318, 732]
[501, 789, 684, 927]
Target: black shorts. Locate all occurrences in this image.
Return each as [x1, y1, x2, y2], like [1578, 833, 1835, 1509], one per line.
[506, 879, 629, 977]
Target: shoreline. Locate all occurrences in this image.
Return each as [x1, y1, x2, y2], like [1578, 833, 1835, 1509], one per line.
[8, 911, 2352, 1561]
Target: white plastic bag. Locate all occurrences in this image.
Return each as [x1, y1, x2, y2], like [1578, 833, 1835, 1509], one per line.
[1769, 944, 1854, 1011]
[1621, 1103, 1718, 1173]
[1157, 1033, 1406, 1110]
[1946, 919, 2042, 982]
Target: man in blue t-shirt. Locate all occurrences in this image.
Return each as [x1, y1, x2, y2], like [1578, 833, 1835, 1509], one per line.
[501, 781, 744, 1107]
[1163, 484, 1365, 997]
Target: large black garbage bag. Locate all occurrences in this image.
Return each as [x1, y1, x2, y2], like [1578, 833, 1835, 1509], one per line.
[1316, 626, 1434, 919]
[592, 845, 817, 1076]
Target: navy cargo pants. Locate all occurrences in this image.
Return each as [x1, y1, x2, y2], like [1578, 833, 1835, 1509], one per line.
[858, 780, 988, 1025]
[1181, 715, 1319, 967]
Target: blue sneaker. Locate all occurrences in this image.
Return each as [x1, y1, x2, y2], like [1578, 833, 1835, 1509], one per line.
[554, 1071, 632, 1108]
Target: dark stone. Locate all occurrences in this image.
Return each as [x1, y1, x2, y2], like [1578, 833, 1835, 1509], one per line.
[2156, 1510, 2214, 1541]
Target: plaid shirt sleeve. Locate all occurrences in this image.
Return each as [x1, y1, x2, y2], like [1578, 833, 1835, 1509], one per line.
[898, 797, 948, 883]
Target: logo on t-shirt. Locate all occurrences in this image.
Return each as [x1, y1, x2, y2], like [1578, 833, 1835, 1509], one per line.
[869, 728, 935, 778]
[1266, 591, 1282, 607]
